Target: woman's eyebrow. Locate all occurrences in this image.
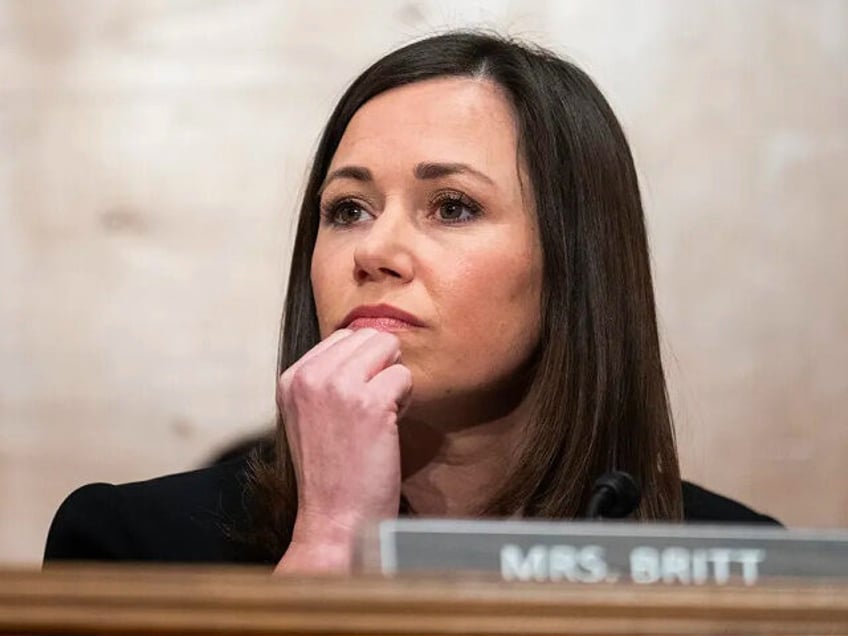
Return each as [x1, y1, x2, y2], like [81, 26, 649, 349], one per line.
[414, 162, 494, 185]
[319, 166, 372, 196]
[319, 161, 494, 196]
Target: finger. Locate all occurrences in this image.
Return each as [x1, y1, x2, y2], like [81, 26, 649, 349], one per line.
[283, 328, 354, 377]
[368, 363, 413, 412]
[297, 327, 387, 376]
[335, 331, 402, 383]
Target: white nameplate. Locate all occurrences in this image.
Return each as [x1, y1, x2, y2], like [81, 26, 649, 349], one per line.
[355, 520, 848, 586]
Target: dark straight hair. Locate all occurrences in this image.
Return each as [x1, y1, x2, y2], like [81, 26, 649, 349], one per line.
[247, 30, 683, 559]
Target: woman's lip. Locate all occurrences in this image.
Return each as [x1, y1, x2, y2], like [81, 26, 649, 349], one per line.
[340, 304, 426, 329]
[347, 317, 419, 332]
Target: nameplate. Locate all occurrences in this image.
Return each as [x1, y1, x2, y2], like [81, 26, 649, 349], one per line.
[355, 519, 848, 586]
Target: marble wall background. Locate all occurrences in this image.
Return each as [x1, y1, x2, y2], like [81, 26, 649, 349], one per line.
[1, 0, 846, 563]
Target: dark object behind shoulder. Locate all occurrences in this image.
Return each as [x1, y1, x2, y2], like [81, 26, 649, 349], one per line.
[44, 456, 781, 565]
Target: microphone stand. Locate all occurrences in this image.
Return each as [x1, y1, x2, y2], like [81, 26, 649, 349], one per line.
[585, 471, 641, 520]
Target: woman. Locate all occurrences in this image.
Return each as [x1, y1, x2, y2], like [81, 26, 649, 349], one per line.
[45, 31, 778, 571]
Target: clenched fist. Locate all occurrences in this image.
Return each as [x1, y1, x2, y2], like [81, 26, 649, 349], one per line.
[274, 328, 412, 573]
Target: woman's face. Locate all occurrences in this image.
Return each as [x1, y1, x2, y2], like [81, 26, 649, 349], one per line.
[311, 77, 543, 412]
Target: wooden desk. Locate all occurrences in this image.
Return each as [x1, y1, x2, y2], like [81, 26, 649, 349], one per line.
[2, 565, 847, 634]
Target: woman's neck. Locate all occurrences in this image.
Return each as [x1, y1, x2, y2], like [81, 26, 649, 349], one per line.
[398, 391, 532, 517]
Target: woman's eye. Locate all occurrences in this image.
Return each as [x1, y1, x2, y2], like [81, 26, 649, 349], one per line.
[434, 194, 481, 224]
[323, 200, 371, 226]
[322, 193, 481, 226]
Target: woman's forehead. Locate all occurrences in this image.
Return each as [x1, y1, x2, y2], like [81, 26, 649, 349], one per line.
[329, 77, 521, 182]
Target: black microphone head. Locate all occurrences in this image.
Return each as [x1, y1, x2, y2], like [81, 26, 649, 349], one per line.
[589, 471, 641, 518]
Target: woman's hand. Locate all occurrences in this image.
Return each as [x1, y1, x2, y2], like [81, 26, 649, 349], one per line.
[273, 328, 412, 573]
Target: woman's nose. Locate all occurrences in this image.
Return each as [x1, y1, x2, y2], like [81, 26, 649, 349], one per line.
[352, 207, 414, 284]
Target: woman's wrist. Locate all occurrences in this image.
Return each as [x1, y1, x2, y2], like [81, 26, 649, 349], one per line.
[274, 538, 352, 574]
[273, 509, 360, 574]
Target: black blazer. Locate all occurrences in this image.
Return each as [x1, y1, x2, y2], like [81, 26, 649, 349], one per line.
[44, 455, 781, 565]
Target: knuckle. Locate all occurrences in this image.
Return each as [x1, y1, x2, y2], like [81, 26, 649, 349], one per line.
[289, 366, 323, 395]
[378, 332, 401, 349]
[386, 363, 412, 385]
[278, 369, 293, 391]
[350, 397, 373, 415]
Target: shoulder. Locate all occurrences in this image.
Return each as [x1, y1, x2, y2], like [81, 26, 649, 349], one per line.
[681, 481, 782, 526]
[44, 455, 271, 565]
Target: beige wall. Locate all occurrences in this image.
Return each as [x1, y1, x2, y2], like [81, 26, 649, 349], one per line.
[1, 0, 846, 564]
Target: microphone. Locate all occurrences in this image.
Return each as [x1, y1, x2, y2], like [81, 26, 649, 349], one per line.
[585, 471, 641, 519]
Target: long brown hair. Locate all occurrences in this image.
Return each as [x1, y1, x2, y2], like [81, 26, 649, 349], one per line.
[247, 30, 682, 560]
